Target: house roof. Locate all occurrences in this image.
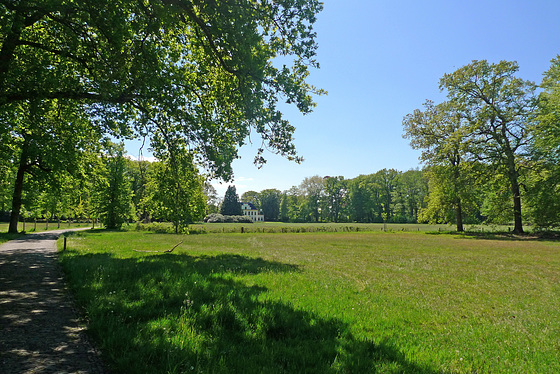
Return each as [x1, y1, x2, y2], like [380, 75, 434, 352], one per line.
[240, 202, 257, 210]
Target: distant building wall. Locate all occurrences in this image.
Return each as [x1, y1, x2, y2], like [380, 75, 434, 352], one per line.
[240, 202, 264, 222]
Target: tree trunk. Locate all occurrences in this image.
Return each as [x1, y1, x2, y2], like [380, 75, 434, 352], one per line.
[511, 180, 524, 234]
[506, 153, 524, 234]
[8, 149, 28, 234]
[456, 199, 464, 232]
[453, 164, 464, 232]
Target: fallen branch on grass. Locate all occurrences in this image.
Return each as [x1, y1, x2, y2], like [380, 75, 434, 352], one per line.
[133, 241, 183, 253]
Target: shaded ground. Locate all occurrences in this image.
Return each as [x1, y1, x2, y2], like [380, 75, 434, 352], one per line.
[428, 230, 560, 241]
[0, 229, 107, 373]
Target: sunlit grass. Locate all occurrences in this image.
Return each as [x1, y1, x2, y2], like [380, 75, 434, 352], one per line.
[0, 221, 92, 234]
[136, 221, 521, 234]
[59, 230, 560, 373]
[0, 221, 92, 244]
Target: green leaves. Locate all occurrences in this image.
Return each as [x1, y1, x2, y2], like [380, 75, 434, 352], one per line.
[528, 55, 560, 229]
[535, 55, 560, 162]
[1, 0, 324, 231]
[94, 143, 134, 229]
[150, 143, 206, 233]
[220, 185, 242, 216]
[1, 0, 324, 181]
[405, 60, 539, 233]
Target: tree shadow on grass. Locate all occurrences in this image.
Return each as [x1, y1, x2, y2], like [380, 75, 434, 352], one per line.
[61, 251, 440, 373]
[427, 230, 560, 242]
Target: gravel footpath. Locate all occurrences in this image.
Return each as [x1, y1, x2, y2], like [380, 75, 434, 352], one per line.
[0, 229, 108, 373]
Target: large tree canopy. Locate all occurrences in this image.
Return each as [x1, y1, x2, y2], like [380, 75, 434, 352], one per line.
[529, 55, 560, 228]
[441, 60, 537, 233]
[535, 55, 560, 162]
[403, 100, 477, 231]
[1, 0, 323, 173]
[1, 0, 324, 232]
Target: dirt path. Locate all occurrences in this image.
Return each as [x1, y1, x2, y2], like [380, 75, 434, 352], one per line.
[0, 229, 107, 373]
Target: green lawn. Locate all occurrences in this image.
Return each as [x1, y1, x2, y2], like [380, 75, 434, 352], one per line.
[59, 230, 560, 373]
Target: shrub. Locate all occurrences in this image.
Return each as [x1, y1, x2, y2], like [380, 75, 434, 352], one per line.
[235, 216, 254, 223]
[135, 222, 174, 233]
[205, 213, 224, 223]
[204, 213, 253, 223]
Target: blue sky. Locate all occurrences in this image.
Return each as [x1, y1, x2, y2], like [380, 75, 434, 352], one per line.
[127, 0, 560, 198]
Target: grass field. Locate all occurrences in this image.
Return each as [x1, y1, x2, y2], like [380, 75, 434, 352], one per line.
[0, 221, 473, 245]
[0, 220, 521, 236]
[57, 229, 560, 373]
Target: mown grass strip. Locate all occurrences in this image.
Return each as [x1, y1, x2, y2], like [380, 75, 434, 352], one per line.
[59, 230, 560, 373]
[0, 221, 92, 235]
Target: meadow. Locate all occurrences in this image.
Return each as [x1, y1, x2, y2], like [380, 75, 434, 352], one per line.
[57, 228, 560, 373]
[140, 221, 516, 234]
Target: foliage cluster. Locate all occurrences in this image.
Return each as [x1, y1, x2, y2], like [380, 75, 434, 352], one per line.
[93, 144, 135, 230]
[219, 185, 242, 216]
[403, 58, 560, 232]
[0, 141, 206, 232]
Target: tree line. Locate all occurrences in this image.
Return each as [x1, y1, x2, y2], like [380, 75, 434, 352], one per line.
[231, 171, 427, 224]
[0, 140, 207, 233]
[215, 58, 560, 232]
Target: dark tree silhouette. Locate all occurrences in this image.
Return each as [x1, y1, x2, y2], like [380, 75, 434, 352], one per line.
[220, 186, 242, 216]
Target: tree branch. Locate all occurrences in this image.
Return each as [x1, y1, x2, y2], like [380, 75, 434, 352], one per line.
[17, 39, 90, 69]
[132, 241, 183, 253]
[161, 0, 239, 75]
[0, 8, 47, 89]
[2, 90, 142, 105]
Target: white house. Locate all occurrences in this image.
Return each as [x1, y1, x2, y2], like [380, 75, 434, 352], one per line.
[240, 202, 264, 222]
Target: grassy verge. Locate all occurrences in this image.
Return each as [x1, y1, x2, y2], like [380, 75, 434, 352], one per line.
[0, 221, 92, 235]
[0, 232, 21, 244]
[59, 230, 560, 373]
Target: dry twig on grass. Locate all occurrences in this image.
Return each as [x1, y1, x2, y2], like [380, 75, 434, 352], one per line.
[132, 241, 183, 253]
